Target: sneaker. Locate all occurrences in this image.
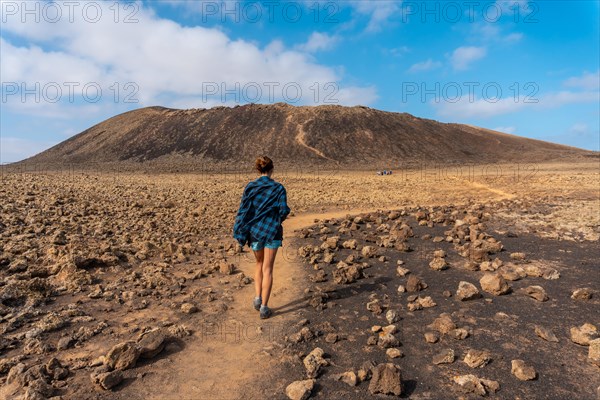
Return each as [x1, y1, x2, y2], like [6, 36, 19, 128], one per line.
[259, 305, 272, 319]
[253, 297, 262, 311]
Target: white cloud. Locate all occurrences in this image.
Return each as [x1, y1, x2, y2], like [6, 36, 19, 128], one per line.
[353, 0, 402, 33]
[408, 59, 442, 73]
[0, 1, 376, 119]
[569, 123, 589, 136]
[469, 22, 523, 45]
[504, 32, 524, 43]
[450, 46, 487, 70]
[335, 86, 378, 106]
[297, 32, 339, 53]
[495, 0, 531, 15]
[563, 70, 600, 91]
[435, 90, 599, 118]
[493, 126, 516, 134]
[387, 46, 410, 57]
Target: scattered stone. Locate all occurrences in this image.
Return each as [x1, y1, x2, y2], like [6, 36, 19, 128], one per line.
[429, 257, 448, 271]
[104, 341, 140, 371]
[366, 299, 384, 315]
[28, 377, 55, 398]
[464, 349, 492, 368]
[534, 325, 559, 343]
[480, 378, 500, 394]
[511, 359, 537, 381]
[219, 261, 235, 275]
[429, 314, 457, 335]
[589, 338, 600, 366]
[406, 275, 427, 292]
[456, 281, 481, 301]
[137, 328, 171, 359]
[367, 336, 378, 346]
[570, 323, 599, 346]
[407, 296, 436, 311]
[397, 285, 406, 293]
[333, 371, 357, 387]
[424, 332, 439, 343]
[285, 379, 315, 400]
[333, 262, 362, 284]
[361, 246, 377, 258]
[342, 239, 357, 249]
[432, 348, 455, 365]
[463, 260, 480, 271]
[524, 264, 543, 277]
[386, 348, 403, 359]
[521, 286, 548, 302]
[542, 268, 560, 280]
[45, 357, 69, 380]
[357, 361, 376, 382]
[368, 363, 403, 396]
[396, 266, 410, 277]
[311, 270, 327, 283]
[91, 369, 123, 390]
[479, 273, 511, 296]
[452, 374, 486, 396]
[180, 303, 199, 314]
[303, 347, 329, 378]
[510, 252, 526, 260]
[386, 310, 399, 324]
[442, 290, 452, 298]
[480, 260, 499, 272]
[57, 336, 75, 351]
[325, 333, 338, 344]
[378, 332, 400, 348]
[433, 249, 446, 258]
[572, 288, 593, 300]
[449, 328, 470, 340]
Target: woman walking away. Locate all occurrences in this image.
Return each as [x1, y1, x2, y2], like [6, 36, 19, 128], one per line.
[233, 156, 291, 319]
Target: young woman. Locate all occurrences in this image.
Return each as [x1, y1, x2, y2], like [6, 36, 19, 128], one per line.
[233, 156, 290, 319]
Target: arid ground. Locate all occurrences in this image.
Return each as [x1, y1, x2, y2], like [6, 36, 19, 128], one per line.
[1, 160, 598, 399]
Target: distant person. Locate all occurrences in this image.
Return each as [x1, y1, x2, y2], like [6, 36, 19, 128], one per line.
[233, 156, 290, 319]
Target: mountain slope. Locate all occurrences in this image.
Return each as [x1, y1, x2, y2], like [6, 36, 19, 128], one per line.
[18, 103, 595, 167]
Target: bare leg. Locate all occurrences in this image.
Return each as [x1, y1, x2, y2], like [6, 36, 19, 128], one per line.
[253, 249, 264, 298]
[261, 247, 278, 306]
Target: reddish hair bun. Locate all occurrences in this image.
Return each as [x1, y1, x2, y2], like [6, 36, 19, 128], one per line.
[255, 156, 274, 173]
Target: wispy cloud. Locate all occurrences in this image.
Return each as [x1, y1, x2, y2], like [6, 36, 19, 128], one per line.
[434, 90, 599, 118]
[353, 0, 402, 33]
[563, 70, 600, 91]
[408, 59, 442, 73]
[493, 126, 517, 134]
[450, 46, 487, 70]
[296, 32, 339, 53]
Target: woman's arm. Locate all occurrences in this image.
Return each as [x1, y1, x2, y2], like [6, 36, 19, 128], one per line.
[278, 187, 291, 222]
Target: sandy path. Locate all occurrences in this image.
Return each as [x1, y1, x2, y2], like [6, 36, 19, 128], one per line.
[127, 208, 378, 400]
[449, 177, 516, 200]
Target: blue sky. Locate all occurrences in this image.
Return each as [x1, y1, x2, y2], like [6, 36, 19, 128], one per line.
[1, 0, 599, 162]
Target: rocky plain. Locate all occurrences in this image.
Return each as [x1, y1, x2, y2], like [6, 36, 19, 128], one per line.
[0, 160, 598, 399]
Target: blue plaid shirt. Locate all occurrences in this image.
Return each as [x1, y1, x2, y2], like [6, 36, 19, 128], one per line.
[233, 176, 290, 247]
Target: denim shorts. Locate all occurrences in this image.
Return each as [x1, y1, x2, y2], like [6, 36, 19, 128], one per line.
[251, 239, 282, 251]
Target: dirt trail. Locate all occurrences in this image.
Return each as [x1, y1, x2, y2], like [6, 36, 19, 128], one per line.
[292, 118, 336, 162]
[126, 208, 377, 400]
[449, 177, 516, 200]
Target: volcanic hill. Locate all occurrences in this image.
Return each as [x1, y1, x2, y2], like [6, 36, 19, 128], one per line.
[17, 103, 595, 169]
